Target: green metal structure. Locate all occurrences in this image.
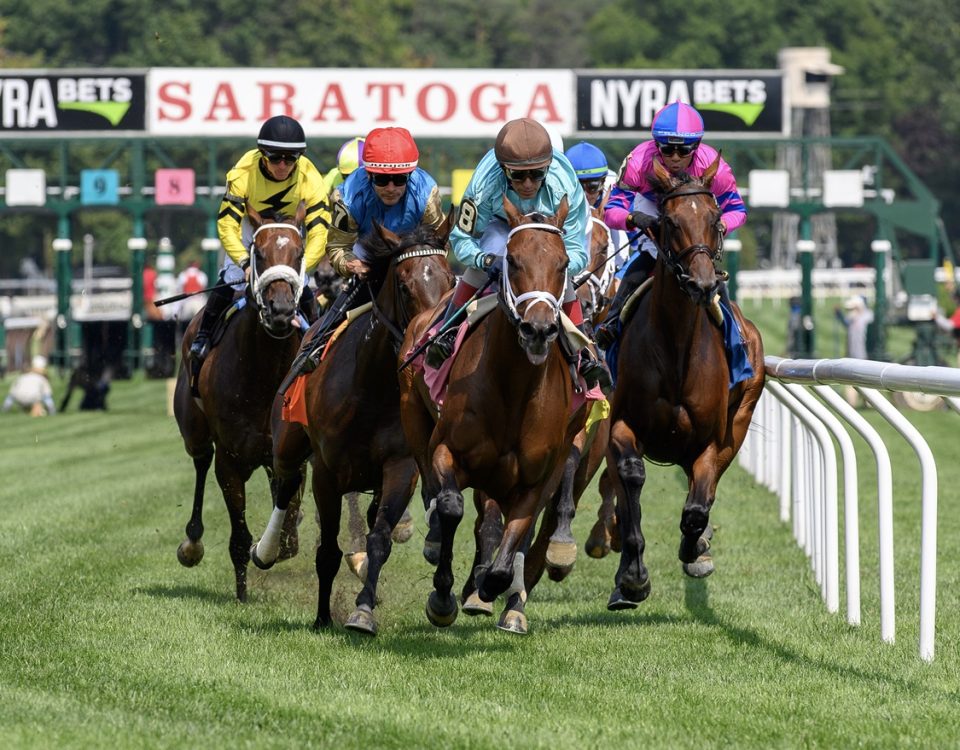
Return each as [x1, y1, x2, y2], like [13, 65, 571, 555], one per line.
[0, 135, 952, 368]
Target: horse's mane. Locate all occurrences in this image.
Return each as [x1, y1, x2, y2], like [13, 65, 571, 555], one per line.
[259, 209, 300, 225]
[359, 223, 445, 261]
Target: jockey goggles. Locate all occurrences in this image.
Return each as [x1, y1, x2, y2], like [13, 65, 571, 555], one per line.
[262, 150, 300, 164]
[579, 177, 605, 192]
[370, 172, 409, 187]
[503, 166, 548, 183]
[657, 142, 699, 157]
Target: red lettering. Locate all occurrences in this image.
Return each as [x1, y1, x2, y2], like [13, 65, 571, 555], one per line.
[257, 82, 299, 120]
[416, 83, 456, 122]
[525, 84, 561, 122]
[312, 84, 353, 122]
[203, 83, 243, 122]
[469, 83, 509, 123]
[157, 82, 191, 122]
[367, 83, 404, 122]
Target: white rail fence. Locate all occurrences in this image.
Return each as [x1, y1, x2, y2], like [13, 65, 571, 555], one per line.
[741, 356, 960, 662]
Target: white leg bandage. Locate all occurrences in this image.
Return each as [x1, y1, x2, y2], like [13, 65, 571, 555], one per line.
[257, 506, 287, 562]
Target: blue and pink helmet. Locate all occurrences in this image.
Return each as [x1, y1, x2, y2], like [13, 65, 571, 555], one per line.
[564, 142, 608, 180]
[651, 101, 704, 146]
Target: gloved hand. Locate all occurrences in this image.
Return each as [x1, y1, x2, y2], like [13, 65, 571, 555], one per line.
[627, 211, 658, 232]
[479, 253, 501, 278]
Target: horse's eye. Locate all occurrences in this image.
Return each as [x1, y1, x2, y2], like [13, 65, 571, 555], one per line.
[506, 254, 519, 269]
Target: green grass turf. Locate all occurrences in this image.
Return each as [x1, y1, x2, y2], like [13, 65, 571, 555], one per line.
[0, 311, 957, 748]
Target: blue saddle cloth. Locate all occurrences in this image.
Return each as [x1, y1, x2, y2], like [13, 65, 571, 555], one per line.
[603, 300, 753, 389]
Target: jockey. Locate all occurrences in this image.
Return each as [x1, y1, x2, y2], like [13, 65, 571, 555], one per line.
[432, 118, 611, 393]
[564, 140, 657, 286]
[596, 101, 747, 348]
[316, 126, 445, 333]
[190, 115, 330, 362]
[321, 136, 365, 199]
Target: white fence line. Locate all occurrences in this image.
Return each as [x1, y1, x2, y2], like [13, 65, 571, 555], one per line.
[740, 356, 960, 662]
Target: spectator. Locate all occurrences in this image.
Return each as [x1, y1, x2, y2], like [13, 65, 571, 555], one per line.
[2, 355, 56, 417]
[835, 295, 874, 406]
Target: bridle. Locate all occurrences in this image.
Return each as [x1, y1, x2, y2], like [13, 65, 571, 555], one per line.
[369, 242, 449, 353]
[656, 185, 725, 294]
[500, 220, 566, 328]
[248, 221, 306, 337]
[575, 215, 616, 314]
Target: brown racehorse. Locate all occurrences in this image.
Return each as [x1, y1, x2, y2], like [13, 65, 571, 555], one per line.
[400, 196, 580, 635]
[173, 204, 308, 601]
[250, 217, 455, 635]
[605, 155, 765, 609]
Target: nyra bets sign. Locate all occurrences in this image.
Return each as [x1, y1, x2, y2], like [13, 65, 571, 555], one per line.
[148, 68, 575, 139]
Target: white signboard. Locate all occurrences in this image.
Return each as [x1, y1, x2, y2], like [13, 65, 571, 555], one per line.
[4, 169, 46, 206]
[148, 68, 575, 139]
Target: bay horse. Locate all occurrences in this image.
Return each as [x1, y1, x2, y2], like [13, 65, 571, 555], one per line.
[173, 203, 308, 601]
[400, 196, 580, 635]
[605, 155, 765, 609]
[250, 217, 455, 635]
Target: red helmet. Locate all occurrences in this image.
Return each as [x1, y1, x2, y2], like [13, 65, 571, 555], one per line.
[363, 127, 419, 174]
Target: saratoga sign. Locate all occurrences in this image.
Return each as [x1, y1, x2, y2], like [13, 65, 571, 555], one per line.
[148, 68, 575, 138]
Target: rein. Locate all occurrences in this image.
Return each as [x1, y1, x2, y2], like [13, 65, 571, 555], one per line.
[501, 222, 565, 325]
[247, 222, 307, 336]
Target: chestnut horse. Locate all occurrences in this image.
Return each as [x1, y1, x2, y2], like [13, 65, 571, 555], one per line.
[173, 204, 307, 601]
[250, 217, 455, 635]
[400, 196, 579, 635]
[605, 155, 765, 609]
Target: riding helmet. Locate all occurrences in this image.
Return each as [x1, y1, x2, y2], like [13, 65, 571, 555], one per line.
[257, 115, 307, 153]
[363, 127, 419, 174]
[337, 136, 365, 175]
[495, 118, 554, 170]
[651, 101, 704, 146]
[565, 141, 608, 179]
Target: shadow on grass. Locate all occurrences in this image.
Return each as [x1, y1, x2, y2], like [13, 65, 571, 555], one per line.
[132, 583, 236, 605]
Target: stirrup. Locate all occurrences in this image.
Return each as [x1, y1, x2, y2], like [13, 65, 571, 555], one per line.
[189, 335, 209, 364]
[594, 319, 619, 350]
[425, 329, 457, 370]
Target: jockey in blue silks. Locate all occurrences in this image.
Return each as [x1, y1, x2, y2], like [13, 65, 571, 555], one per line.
[429, 117, 611, 393]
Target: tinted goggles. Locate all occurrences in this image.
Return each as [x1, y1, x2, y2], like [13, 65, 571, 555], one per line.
[262, 151, 300, 164]
[370, 172, 409, 187]
[657, 142, 698, 157]
[503, 166, 548, 183]
[579, 177, 606, 192]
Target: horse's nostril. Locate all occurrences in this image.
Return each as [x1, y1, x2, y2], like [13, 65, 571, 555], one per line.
[519, 322, 536, 339]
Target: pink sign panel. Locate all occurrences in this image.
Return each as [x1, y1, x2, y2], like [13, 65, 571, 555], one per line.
[155, 168, 195, 205]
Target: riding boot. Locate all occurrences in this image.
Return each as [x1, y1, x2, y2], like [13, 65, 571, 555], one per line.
[425, 278, 478, 369]
[594, 253, 657, 350]
[189, 283, 235, 363]
[563, 299, 613, 396]
[298, 289, 319, 326]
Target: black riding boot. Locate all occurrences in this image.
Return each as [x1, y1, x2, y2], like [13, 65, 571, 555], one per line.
[575, 323, 614, 396]
[594, 253, 657, 350]
[189, 284, 235, 362]
[298, 289, 319, 325]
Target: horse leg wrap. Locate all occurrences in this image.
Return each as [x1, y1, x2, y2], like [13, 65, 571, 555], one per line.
[504, 552, 527, 604]
[255, 506, 288, 563]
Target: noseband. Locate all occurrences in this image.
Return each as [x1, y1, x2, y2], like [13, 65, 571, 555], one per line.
[247, 222, 307, 336]
[657, 186, 725, 294]
[501, 221, 565, 326]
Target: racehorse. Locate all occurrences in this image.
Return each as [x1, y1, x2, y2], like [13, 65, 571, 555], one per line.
[605, 155, 765, 609]
[399, 196, 580, 634]
[250, 217, 455, 635]
[173, 203, 307, 601]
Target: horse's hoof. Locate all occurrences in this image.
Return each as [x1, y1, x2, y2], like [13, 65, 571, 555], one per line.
[547, 563, 574, 583]
[585, 525, 611, 559]
[344, 605, 378, 636]
[278, 535, 299, 561]
[678, 529, 712, 565]
[462, 591, 494, 617]
[606, 582, 650, 611]
[177, 539, 204, 567]
[249, 542, 276, 571]
[345, 551, 368, 582]
[392, 510, 415, 544]
[546, 540, 578, 570]
[497, 609, 528, 635]
[425, 591, 458, 628]
[313, 616, 333, 630]
[682, 555, 715, 578]
[422, 540, 440, 566]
